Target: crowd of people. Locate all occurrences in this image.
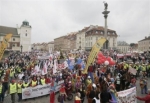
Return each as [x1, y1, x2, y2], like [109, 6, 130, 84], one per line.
[0, 50, 149, 103]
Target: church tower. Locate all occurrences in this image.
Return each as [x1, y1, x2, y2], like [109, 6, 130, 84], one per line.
[18, 20, 32, 52]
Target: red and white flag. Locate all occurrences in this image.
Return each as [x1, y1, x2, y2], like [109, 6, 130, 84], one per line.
[42, 62, 48, 75]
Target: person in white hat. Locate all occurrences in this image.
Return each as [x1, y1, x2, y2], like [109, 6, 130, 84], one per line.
[86, 76, 92, 86]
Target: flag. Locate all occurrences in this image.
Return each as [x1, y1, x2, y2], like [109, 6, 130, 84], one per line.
[67, 58, 75, 70]
[53, 59, 57, 74]
[42, 62, 48, 75]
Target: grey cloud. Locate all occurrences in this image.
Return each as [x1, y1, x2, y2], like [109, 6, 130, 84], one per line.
[0, 0, 149, 44]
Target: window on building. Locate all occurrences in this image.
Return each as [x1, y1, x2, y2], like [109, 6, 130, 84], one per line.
[91, 42, 92, 46]
[26, 30, 27, 32]
[25, 33, 27, 36]
[91, 37, 92, 40]
[108, 32, 110, 35]
[13, 44, 15, 47]
[13, 38, 15, 41]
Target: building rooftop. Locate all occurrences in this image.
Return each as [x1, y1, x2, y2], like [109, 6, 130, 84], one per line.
[138, 36, 150, 42]
[0, 26, 18, 36]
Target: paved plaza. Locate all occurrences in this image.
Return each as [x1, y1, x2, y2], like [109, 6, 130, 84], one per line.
[4, 78, 150, 103]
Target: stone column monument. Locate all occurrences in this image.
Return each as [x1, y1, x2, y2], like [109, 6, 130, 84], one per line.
[102, 2, 110, 49]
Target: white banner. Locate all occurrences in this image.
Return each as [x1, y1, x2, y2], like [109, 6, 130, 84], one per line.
[117, 87, 136, 103]
[22, 80, 64, 99]
[22, 84, 50, 99]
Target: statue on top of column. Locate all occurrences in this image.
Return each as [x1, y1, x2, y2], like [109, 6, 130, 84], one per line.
[103, 1, 108, 10]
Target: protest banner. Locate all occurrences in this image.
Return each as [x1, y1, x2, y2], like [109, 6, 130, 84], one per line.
[128, 67, 137, 75]
[0, 34, 12, 60]
[82, 38, 106, 74]
[117, 87, 136, 103]
[22, 80, 64, 99]
[22, 84, 50, 99]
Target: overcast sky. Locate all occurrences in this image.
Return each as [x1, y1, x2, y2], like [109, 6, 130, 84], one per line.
[0, 0, 150, 44]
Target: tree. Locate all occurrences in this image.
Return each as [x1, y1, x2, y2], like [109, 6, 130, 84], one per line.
[130, 43, 136, 47]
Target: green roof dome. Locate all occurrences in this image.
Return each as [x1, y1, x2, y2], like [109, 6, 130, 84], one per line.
[22, 20, 29, 26]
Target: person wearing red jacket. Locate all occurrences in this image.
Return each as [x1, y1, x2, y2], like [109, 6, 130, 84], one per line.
[136, 89, 150, 103]
[45, 75, 51, 84]
[50, 89, 55, 103]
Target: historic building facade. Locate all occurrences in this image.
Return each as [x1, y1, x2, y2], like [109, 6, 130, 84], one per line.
[54, 25, 118, 51]
[138, 36, 150, 52]
[85, 25, 118, 51]
[0, 20, 32, 52]
[117, 41, 130, 53]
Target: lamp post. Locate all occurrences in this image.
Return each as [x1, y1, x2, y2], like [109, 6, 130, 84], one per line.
[102, 1, 110, 50]
[20, 45, 23, 53]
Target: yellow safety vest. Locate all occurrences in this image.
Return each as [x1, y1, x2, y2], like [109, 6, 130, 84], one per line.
[86, 79, 92, 86]
[10, 70, 14, 77]
[23, 83, 29, 88]
[136, 66, 139, 70]
[32, 81, 37, 86]
[17, 84, 22, 93]
[41, 79, 45, 85]
[10, 83, 17, 94]
[142, 66, 146, 72]
[0, 85, 2, 93]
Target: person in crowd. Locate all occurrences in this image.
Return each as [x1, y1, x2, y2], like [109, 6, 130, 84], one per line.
[17, 80, 23, 102]
[9, 79, 17, 103]
[0, 81, 4, 103]
[9, 67, 15, 82]
[88, 63, 94, 83]
[100, 82, 111, 103]
[45, 75, 51, 84]
[86, 76, 92, 87]
[65, 81, 72, 96]
[50, 89, 55, 103]
[22, 80, 29, 88]
[141, 76, 148, 94]
[74, 92, 81, 103]
[136, 89, 150, 103]
[108, 84, 118, 103]
[87, 84, 96, 103]
[77, 84, 85, 103]
[2, 70, 9, 97]
[40, 75, 46, 85]
[92, 93, 100, 103]
[72, 74, 76, 93]
[30, 76, 37, 87]
[129, 77, 136, 88]
[59, 84, 67, 101]
[75, 76, 82, 92]
[115, 73, 121, 91]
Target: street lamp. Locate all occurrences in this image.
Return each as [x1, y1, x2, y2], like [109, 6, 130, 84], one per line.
[20, 45, 23, 53]
[102, 1, 110, 50]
